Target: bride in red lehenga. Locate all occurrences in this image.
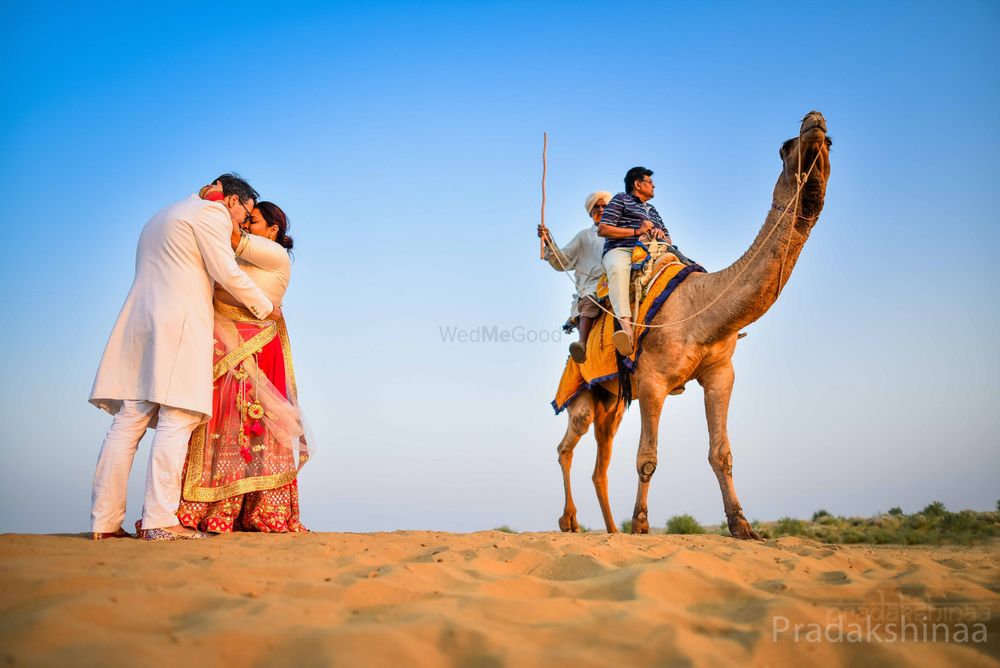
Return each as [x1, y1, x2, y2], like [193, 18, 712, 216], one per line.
[177, 196, 312, 533]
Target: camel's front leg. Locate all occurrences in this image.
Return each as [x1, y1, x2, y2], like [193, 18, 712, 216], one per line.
[592, 398, 625, 533]
[700, 363, 761, 540]
[631, 376, 669, 534]
[557, 392, 595, 532]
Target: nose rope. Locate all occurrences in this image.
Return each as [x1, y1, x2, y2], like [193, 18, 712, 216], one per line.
[777, 140, 805, 295]
[540, 141, 824, 331]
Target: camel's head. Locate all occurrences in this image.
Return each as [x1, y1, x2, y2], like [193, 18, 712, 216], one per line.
[774, 110, 831, 229]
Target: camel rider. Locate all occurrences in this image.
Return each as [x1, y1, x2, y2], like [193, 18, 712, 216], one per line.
[598, 166, 669, 356]
[537, 191, 611, 364]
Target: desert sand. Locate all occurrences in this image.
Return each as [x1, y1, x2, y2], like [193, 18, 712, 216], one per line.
[0, 532, 997, 667]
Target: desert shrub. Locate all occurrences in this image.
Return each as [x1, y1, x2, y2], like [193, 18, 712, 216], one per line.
[812, 509, 830, 521]
[869, 514, 896, 528]
[493, 525, 515, 533]
[744, 503, 997, 546]
[751, 519, 772, 539]
[812, 525, 840, 542]
[666, 514, 704, 535]
[941, 510, 978, 532]
[888, 506, 903, 516]
[841, 529, 866, 543]
[577, 525, 591, 533]
[923, 501, 947, 517]
[904, 513, 930, 530]
[620, 519, 633, 534]
[773, 517, 808, 536]
[869, 529, 897, 544]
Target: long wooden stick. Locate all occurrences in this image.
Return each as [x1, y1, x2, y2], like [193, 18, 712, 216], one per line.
[540, 132, 548, 259]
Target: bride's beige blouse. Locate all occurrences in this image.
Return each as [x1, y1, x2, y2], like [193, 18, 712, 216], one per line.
[215, 235, 291, 308]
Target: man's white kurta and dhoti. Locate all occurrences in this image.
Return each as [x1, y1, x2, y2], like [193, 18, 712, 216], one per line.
[543, 225, 604, 321]
[90, 195, 273, 531]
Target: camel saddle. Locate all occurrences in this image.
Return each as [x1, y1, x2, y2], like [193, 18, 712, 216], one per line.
[552, 259, 706, 414]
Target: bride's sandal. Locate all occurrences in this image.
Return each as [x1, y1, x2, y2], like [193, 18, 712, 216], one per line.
[134, 520, 210, 541]
[141, 527, 210, 541]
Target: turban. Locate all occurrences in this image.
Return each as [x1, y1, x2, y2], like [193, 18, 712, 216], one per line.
[585, 191, 613, 215]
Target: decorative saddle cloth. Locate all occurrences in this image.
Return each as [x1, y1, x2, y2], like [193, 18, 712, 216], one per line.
[596, 240, 688, 304]
[552, 260, 705, 414]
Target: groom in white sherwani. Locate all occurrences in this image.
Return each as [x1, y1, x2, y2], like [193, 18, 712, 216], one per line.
[89, 173, 274, 541]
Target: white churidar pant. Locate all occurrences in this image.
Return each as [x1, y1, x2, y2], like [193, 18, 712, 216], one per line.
[602, 247, 634, 319]
[91, 400, 202, 531]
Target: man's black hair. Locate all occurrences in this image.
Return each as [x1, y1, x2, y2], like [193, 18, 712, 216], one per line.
[214, 172, 260, 203]
[624, 166, 653, 195]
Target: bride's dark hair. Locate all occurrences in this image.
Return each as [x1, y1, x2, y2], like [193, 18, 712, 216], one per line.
[256, 201, 294, 252]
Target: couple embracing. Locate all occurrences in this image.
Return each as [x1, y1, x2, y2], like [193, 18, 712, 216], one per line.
[89, 174, 311, 541]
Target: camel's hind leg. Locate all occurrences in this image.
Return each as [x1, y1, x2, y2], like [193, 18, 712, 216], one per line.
[592, 395, 625, 533]
[699, 363, 761, 540]
[557, 390, 595, 532]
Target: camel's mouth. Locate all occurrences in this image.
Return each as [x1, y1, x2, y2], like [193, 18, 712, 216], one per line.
[800, 111, 827, 138]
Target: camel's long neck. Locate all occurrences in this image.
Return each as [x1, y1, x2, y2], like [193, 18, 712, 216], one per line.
[694, 202, 813, 338]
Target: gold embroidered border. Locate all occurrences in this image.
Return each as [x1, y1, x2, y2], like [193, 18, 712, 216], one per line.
[276, 318, 297, 401]
[214, 300, 264, 323]
[214, 300, 297, 402]
[183, 300, 303, 502]
[213, 324, 276, 380]
[182, 425, 299, 502]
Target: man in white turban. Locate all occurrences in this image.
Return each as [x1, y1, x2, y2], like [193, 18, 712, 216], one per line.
[537, 191, 611, 363]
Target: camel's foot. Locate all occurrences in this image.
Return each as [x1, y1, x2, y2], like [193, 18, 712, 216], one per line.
[728, 512, 762, 541]
[559, 513, 580, 533]
[631, 508, 650, 534]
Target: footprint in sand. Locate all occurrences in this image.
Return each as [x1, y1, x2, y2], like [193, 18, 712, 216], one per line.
[752, 579, 788, 593]
[818, 571, 851, 585]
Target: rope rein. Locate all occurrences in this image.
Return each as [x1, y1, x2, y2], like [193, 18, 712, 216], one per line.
[540, 146, 823, 330]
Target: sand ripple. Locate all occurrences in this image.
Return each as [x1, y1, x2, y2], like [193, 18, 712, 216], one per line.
[0, 533, 997, 666]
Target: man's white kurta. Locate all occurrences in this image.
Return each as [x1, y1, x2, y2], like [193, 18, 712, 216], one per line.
[89, 195, 273, 421]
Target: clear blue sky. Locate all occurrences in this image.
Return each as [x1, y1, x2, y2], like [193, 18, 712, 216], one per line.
[2, 1, 997, 532]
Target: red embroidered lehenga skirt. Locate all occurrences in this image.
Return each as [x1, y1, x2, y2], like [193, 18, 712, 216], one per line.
[178, 301, 312, 533]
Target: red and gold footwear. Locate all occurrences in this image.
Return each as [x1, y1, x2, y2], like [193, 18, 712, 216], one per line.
[135, 519, 210, 541]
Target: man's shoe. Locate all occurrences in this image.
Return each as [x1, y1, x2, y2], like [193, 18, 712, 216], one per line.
[612, 329, 634, 356]
[568, 341, 587, 364]
[92, 527, 134, 541]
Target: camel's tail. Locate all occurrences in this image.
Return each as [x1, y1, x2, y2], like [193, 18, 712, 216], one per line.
[616, 350, 632, 409]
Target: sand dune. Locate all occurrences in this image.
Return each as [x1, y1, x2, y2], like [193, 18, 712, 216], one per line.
[0, 532, 997, 666]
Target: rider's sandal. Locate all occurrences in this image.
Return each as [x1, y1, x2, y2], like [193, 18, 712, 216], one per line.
[612, 330, 633, 356]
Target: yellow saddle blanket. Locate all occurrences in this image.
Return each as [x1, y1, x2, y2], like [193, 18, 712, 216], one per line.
[552, 261, 704, 414]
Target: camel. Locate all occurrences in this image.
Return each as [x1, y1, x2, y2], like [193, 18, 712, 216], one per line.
[556, 111, 832, 539]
